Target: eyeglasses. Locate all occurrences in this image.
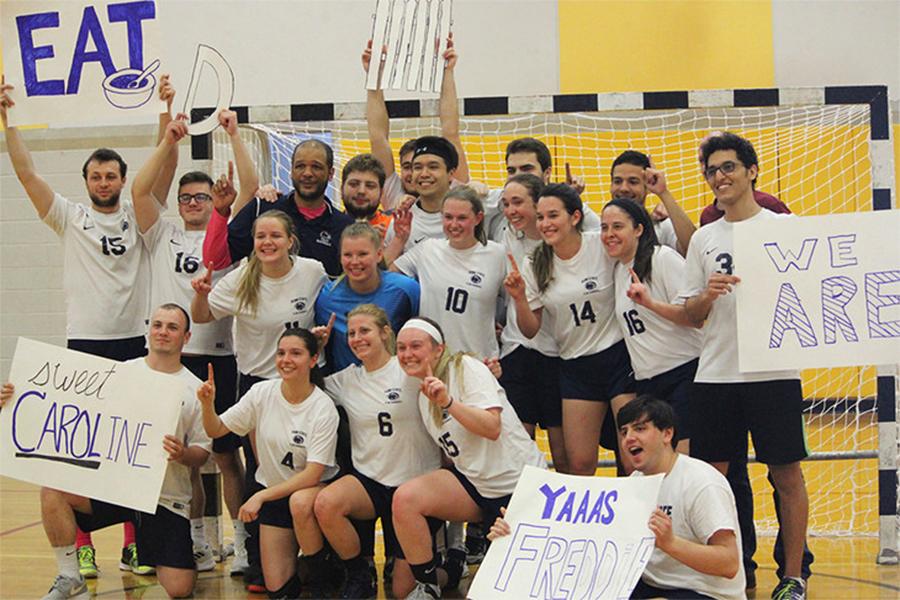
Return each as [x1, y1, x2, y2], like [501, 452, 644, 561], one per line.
[177, 193, 212, 204]
[703, 160, 741, 180]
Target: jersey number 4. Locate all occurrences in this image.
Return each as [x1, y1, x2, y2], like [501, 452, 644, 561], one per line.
[445, 287, 469, 314]
[281, 452, 294, 469]
[569, 300, 597, 327]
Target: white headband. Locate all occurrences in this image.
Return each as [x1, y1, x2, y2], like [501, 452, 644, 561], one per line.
[400, 319, 444, 344]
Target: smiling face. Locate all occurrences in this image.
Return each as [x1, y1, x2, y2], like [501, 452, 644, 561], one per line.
[291, 144, 332, 202]
[340, 235, 382, 285]
[442, 197, 482, 247]
[148, 307, 190, 356]
[610, 163, 647, 206]
[396, 328, 444, 379]
[501, 181, 538, 233]
[601, 205, 643, 261]
[536, 195, 580, 247]
[399, 150, 415, 194]
[413, 154, 453, 201]
[85, 160, 125, 209]
[618, 416, 674, 475]
[705, 149, 757, 208]
[347, 313, 391, 364]
[253, 216, 292, 265]
[275, 334, 317, 382]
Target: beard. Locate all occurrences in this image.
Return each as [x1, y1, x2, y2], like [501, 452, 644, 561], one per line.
[89, 191, 121, 208]
[293, 178, 329, 202]
[344, 201, 378, 220]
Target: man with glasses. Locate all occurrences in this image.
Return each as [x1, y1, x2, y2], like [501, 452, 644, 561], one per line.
[675, 132, 811, 600]
[132, 109, 258, 579]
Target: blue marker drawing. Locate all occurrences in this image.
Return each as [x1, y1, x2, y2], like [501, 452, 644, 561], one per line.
[101, 58, 159, 109]
[821, 276, 859, 344]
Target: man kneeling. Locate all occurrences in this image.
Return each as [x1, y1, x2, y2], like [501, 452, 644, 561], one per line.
[1, 304, 211, 599]
[489, 396, 745, 600]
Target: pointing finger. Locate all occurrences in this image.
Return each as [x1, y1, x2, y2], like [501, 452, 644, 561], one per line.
[326, 312, 337, 333]
[507, 253, 520, 274]
[629, 267, 640, 284]
[565, 162, 573, 183]
[227, 160, 234, 182]
[207, 362, 215, 383]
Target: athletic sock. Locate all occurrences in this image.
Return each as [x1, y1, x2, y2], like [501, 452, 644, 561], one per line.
[122, 521, 135, 547]
[55, 545, 80, 579]
[409, 556, 439, 586]
[233, 519, 248, 550]
[75, 528, 92, 548]
[191, 518, 208, 546]
[447, 522, 465, 551]
[343, 553, 367, 573]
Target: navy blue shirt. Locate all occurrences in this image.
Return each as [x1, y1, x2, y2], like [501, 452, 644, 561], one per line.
[227, 193, 354, 277]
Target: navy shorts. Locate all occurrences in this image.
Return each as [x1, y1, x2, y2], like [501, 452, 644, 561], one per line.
[560, 340, 634, 402]
[183, 354, 240, 452]
[67, 336, 146, 361]
[500, 346, 562, 428]
[352, 470, 401, 558]
[447, 466, 510, 545]
[634, 358, 697, 441]
[75, 500, 193, 569]
[691, 380, 808, 466]
[259, 496, 293, 529]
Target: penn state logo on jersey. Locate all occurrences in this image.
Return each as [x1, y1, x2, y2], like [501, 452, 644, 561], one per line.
[290, 430, 307, 447]
[581, 276, 600, 295]
[467, 270, 486, 288]
[291, 297, 309, 313]
[316, 231, 333, 247]
[121, 218, 130, 232]
[441, 408, 452, 423]
[384, 387, 402, 404]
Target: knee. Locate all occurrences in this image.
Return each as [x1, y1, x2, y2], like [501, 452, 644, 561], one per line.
[162, 576, 195, 599]
[770, 464, 806, 492]
[313, 490, 341, 524]
[289, 489, 316, 521]
[568, 455, 596, 475]
[391, 484, 420, 521]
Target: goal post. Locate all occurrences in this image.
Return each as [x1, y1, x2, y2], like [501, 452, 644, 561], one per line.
[199, 85, 896, 561]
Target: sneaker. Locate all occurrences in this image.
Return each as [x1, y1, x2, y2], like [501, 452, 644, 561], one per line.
[407, 581, 441, 599]
[771, 577, 806, 600]
[132, 563, 156, 576]
[77, 545, 99, 579]
[244, 566, 266, 594]
[442, 548, 468, 590]
[193, 543, 216, 572]
[42, 574, 87, 600]
[339, 566, 376, 599]
[214, 541, 234, 562]
[119, 543, 138, 572]
[464, 528, 486, 565]
[230, 544, 250, 576]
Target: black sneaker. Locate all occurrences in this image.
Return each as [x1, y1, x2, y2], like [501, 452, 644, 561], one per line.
[442, 548, 468, 590]
[745, 567, 757, 592]
[339, 566, 376, 599]
[771, 577, 806, 600]
[464, 526, 486, 565]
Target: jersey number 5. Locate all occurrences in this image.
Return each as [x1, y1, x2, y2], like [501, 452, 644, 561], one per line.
[439, 431, 459, 457]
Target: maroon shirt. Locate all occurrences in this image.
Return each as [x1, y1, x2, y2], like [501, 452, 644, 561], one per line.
[699, 190, 791, 226]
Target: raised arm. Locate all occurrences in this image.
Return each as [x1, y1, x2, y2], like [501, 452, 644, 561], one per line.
[439, 34, 469, 183]
[132, 118, 188, 233]
[150, 74, 179, 207]
[503, 254, 543, 338]
[645, 159, 696, 257]
[218, 109, 260, 216]
[190, 264, 217, 324]
[626, 268, 700, 329]
[1, 78, 55, 218]
[363, 41, 396, 180]
[420, 366, 502, 440]
[196, 363, 231, 438]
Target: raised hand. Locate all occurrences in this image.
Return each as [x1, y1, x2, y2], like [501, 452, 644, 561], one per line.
[162, 434, 185, 462]
[704, 273, 741, 302]
[0, 382, 15, 409]
[218, 108, 239, 137]
[164, 118, 189, 145]
[157, 74, 175, 110]
[625, 268, 652, 307]
[0, 76, 15, 128]
[197, 363, 216, 406]
[192, 262, 214, 295]
[442, 33, 457, 70]
[420, 363, 450, 408]
[565, 162, 586, 195]
[392, 206, 413, 242]
[503, 253, 526, 301]
[483, 356, 502, 379]
[311, 313, 337, 345]
[255, 183, 279, 203]
[644, 155, 668, 197]
[212, 161, 237, 214]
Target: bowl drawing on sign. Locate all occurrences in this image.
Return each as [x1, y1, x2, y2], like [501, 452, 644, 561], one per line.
[102, 69, 156, 109]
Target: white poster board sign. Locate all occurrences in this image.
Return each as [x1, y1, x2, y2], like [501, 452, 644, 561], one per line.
[736, 210, 900, 372]
[1, 0, 165, 127]
[468, 466, 663, 600]
[366, 0, 452, 92]
[0, 338, 182, 513]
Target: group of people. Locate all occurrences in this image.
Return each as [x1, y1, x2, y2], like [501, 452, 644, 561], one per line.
[0, 36, 812, 600]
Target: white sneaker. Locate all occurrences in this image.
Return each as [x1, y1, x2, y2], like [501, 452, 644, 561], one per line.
[229, 544, 249, 576]
[42, 574, 87, 600]
[407, 581, 441, 599]
[214, 541, 234, 562]
[193, 544, 216, 572]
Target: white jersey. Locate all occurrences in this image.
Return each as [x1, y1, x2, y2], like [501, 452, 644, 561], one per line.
[523, 232, 621, 359]
[677, 210, 799, 383]
[384, 201, 444, 251]
[142, 219, 233, 356]
[632, 455, 745, 600]
[324, 357, 441, 486]
[125, 359, 211, 519]
[43, 194, 149, 339]
[220, 380, 339, 487]
[394, 238, 506, 358]
[414, 356, 547, 498]
[654, 218, 678, 251]
[485, 188, 602, 243]
[499, 228, 559, 358]
[614, 246, 701, 380]
[208, 258, 327, 378]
